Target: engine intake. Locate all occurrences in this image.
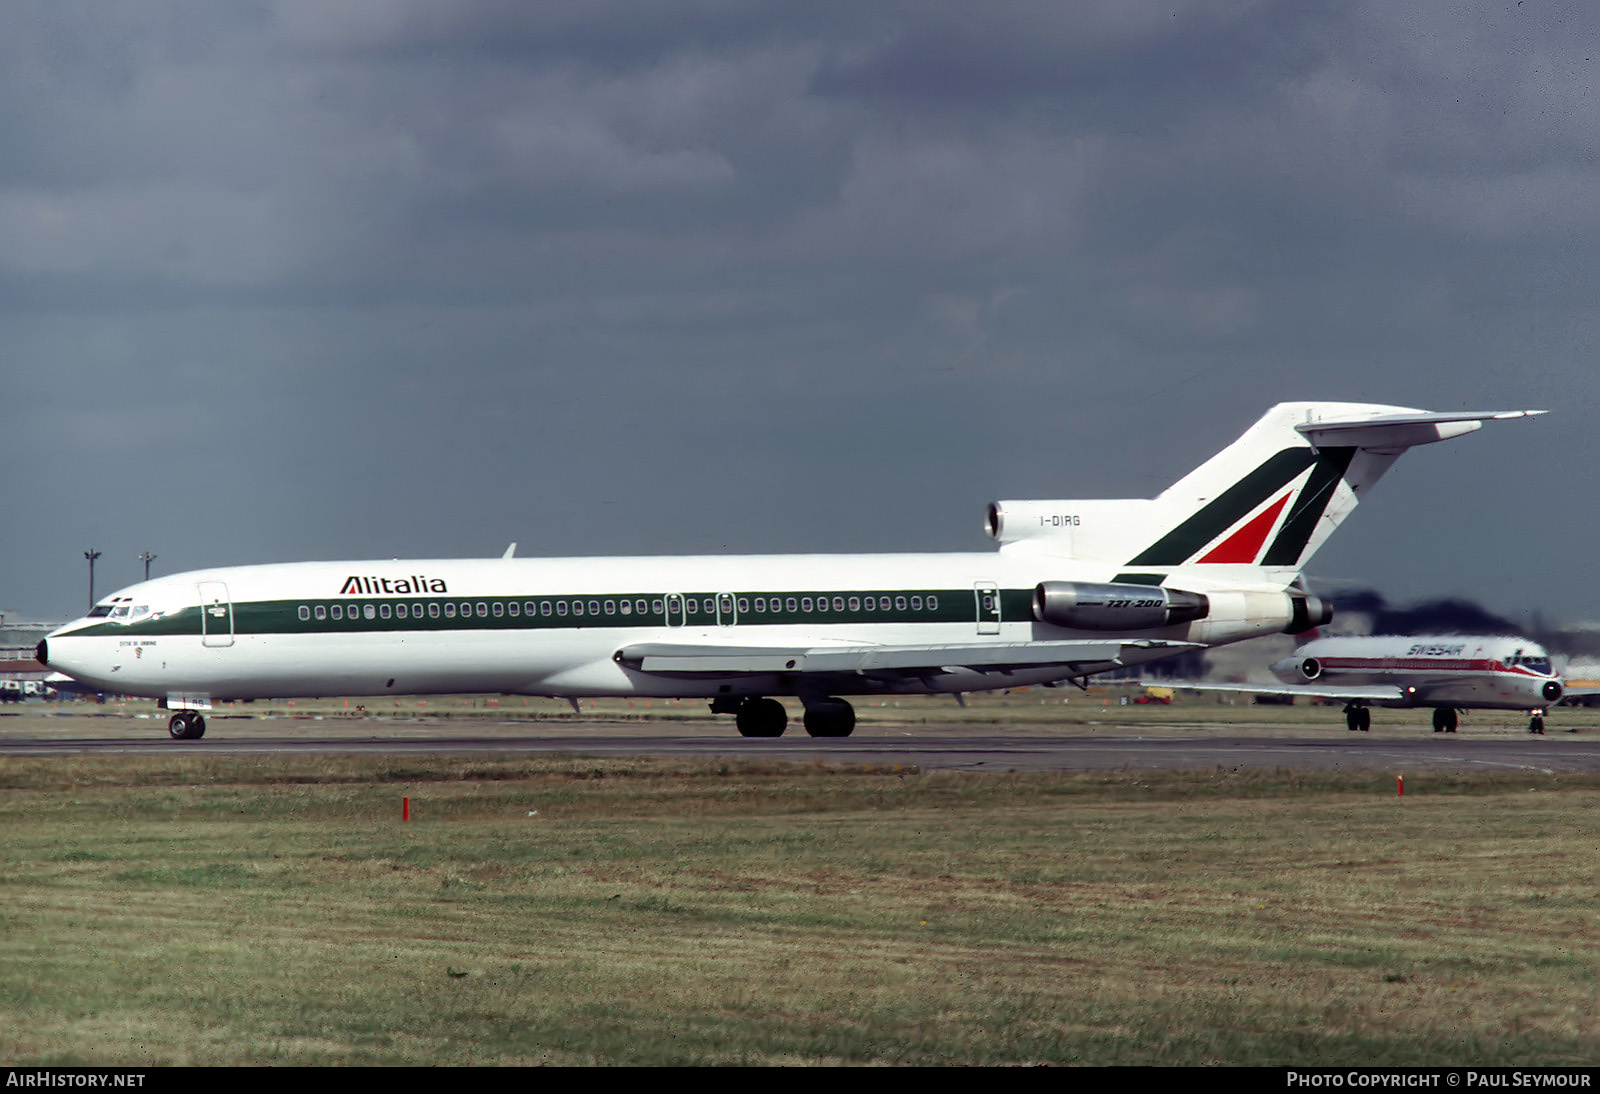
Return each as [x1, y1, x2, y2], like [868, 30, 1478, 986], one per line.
[1299, 657, 1323, 681]
[1032, 581, 1209, 631]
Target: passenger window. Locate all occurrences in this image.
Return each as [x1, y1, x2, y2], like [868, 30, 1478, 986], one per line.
[895, 596, 907, 611]
[911, 596, 922, 610]
[737, 598, 748, 613]
[429, 603, 440, 619]
[654, 599, 666, 614]
[332, 604, 344, 620]
[589, 600, 601, 616]
[539, 602, 551, 616]
[315, 605, 326, 621]
[879, 597, 891, 610]
[476, 603, 488, 618]
[636, 599, 648, 615]
[832, 596, 844, 611]
[802, 597, 813, 612]
[605, 600, 616, 615]
[492, 602, 504, 618]
[364, 604, 376, 620]
[620, 600, 632, 615]
[927, 595, 938, 611]
[508, 602, 519, 617]
[299, 606, 310, 621]
[572, 601, 583, 616]
[848, 597, 860, 612]
[786, 597, 798, 612]
[444, 603, 456, 618]
[558, 601, 569, 616]
[379, 603, 392, 619]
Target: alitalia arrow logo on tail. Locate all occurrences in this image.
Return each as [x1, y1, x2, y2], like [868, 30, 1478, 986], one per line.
[340, 575, 449, 595]
[1126, 446, 1357, 568]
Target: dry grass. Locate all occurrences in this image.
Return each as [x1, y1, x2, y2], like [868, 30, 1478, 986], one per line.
[0, 755, 1596, 1065]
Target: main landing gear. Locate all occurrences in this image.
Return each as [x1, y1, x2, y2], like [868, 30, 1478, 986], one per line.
[1343, 704, 1371, 732]
[168, 712, 206, 740]
[1431, 708, 1459, 733]
[726, 696, 857, 738]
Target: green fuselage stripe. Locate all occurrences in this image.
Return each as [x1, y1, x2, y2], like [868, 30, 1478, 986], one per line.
[73, 588, 1040, 638]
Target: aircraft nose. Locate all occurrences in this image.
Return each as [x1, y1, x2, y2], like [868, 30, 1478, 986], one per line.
[35, 639, 47, 666]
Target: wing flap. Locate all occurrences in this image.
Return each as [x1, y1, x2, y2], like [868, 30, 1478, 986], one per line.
[619, 639, 1201, 676]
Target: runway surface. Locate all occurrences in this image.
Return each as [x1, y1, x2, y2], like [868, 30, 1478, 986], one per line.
[3, 714, 1598, 773]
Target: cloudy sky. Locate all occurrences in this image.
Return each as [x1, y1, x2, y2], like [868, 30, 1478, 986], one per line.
[3, 1, 1596, 626]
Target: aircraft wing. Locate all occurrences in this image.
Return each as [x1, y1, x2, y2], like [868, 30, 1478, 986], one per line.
[617, 639, 1200, 677]
[1162, 680, 1406, 702]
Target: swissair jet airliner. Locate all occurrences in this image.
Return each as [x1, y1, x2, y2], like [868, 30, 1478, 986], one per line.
[38, 402, 1541, 741]
[1173, 634, 1563, 733]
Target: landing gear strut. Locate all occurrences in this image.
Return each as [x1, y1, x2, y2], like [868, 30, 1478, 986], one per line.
[734, 697, 788, 738]
[1343, 704, 1370, 732]
[1529, 711, 1546, 735]
[168, 712, 206, 740]
[1432, 708, 1458, 733]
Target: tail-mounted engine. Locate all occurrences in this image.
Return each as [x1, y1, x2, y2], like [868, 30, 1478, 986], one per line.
[1284, 595, 1333, 634]
[1032, 581, 1210, 631]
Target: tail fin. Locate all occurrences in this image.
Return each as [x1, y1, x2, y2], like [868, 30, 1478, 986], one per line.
[989, 402, 1542, 578]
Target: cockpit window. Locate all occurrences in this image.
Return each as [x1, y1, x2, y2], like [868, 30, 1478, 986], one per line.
[110, 606, 130, 620]
[87, 605, 113, 618]
[1524, 657, 1552, 674]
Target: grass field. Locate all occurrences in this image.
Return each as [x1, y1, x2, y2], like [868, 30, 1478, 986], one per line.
[1, 750, 1596, 1065]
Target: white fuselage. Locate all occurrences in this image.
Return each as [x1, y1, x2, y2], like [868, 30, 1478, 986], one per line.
[42, 552, 1293, 705]
[1271, 635, 1563, 710]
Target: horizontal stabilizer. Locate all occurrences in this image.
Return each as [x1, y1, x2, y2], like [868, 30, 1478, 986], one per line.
[1295, 409, 1544, 451]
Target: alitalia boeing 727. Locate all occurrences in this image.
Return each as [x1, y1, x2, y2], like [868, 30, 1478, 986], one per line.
[38, 402, 1541, 740]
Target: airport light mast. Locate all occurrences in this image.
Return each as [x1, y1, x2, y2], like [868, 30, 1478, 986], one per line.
[140, 551, 156, 581]
[84, 549, 101, 610]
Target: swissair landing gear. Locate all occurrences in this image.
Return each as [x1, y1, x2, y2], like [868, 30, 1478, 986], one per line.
[802, 696, 856, 738]
[734, 697, 788, 738]
[1343, 705, 1370, 732]
[168, 712, 206, 741]
[1432, 708, 1458, 734]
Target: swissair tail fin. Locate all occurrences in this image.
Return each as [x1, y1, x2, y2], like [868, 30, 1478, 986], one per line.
[988, 402, 1543, 579]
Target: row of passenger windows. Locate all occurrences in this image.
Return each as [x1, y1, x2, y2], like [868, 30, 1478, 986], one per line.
[295, 593, 941, 623]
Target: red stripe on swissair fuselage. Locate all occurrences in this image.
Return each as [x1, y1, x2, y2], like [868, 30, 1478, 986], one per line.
[1197, 491, 1292, 564]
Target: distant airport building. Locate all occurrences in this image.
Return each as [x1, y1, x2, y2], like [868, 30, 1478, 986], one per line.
[0, 611, 65, 700]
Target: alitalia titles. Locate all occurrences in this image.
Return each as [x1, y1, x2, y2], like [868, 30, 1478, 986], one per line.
[339, 575, 449, 595]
